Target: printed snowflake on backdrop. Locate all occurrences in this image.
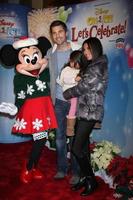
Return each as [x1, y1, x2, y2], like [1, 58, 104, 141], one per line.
[27, 84, 35, 95]
[17, 90, 26, 99]
[32, 118, 43, 131]
[35, 80, 46, 92]
[13, 118, 27, 130]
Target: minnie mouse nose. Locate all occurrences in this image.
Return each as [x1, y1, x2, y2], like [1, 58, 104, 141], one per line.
[31, 58, 37, 65]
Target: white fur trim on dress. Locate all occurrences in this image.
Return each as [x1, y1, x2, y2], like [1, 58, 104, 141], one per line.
[13, 38, 38, 49]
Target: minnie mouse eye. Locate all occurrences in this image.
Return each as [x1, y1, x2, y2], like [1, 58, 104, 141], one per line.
[24, 55, 30, 64]
[33, 53, 39, 61]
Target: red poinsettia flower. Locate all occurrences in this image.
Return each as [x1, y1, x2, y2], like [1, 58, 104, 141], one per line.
[107, 155, 133, 187]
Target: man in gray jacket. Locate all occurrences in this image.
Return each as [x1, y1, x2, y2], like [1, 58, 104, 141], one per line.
[46, 20, 81, 184]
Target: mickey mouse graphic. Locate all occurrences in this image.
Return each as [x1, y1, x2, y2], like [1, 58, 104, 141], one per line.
[0, 37, 58, 183]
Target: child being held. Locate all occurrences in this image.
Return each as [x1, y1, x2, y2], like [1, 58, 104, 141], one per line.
[56, 50, 82, 136]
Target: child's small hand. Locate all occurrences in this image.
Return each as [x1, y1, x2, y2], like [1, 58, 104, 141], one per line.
[75, 76, 81, 82]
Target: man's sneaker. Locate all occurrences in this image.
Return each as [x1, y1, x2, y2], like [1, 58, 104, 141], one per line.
[54, 171, 66, 179]
[69, 175, 80, 185]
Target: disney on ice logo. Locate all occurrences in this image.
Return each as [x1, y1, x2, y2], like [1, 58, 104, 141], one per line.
[0, 18, 21, 37]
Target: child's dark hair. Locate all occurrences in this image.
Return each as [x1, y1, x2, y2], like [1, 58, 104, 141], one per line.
[64, 50, 82, 69]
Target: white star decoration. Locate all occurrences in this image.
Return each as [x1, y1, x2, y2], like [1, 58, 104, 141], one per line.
[27, 84, 35, 95]
[13, 118, 27, 130]
[17, 90, 26, 99]
[32, 118, 43, 130]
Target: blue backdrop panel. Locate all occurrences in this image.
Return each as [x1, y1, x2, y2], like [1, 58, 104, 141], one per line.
[0, 3, 31, 143]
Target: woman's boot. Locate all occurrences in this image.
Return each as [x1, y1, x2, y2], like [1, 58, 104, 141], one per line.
[80, 176, 98, 196]
[71, 176, 86, 191]
[66, 117, 76, 136]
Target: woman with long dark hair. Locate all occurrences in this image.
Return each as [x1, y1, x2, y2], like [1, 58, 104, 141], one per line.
[63, 37, 108, 196]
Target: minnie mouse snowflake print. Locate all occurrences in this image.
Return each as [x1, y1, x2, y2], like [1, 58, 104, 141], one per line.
[32, 118, 43, 131]
[46, 117, 51, 125]
[17, 90, 26, 99]
[27, 84, 35, 95]
[13, 118, 27, 130]
[35, 80, 46, 91]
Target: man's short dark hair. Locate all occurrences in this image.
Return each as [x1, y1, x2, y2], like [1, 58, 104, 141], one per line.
[50, 20, 67, 33]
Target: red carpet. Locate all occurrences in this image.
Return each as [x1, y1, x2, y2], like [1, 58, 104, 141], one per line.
[0, 141, 115, 200]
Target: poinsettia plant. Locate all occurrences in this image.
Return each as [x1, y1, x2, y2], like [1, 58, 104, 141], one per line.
[107, 155, 133, 199]
[45, 129, 56, 150]
[91, 140, 121, 172]
[106, 155, 133, 187]
[90, 140, 133, 199]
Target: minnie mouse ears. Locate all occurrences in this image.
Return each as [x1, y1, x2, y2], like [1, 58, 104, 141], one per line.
[13, 37, 38, 49]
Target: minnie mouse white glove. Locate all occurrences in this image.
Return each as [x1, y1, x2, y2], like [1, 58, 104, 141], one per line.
[0, 102, 18, 116]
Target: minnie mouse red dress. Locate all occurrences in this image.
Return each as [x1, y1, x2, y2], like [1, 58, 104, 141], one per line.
[12, 68, 58, 135]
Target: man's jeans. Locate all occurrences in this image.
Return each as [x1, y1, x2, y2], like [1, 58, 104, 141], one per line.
[55, 98, 79, 175]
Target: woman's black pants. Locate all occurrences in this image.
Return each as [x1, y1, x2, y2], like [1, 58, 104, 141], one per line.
[72, 118, 96, 177]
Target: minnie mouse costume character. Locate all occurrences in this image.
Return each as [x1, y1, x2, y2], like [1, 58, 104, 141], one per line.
[0, 37, 58, 183]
